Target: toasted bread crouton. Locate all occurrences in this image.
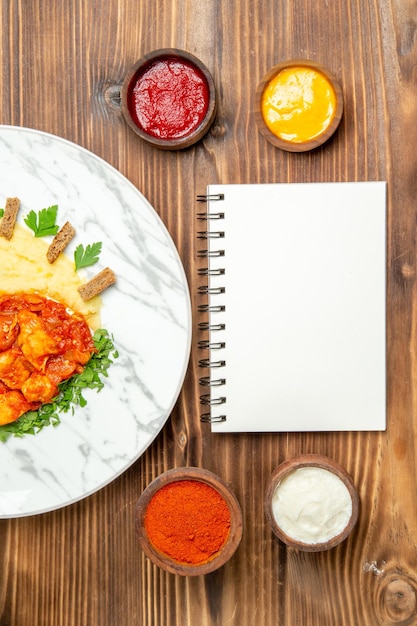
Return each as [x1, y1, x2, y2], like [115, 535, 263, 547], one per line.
[46, 221, 76, 263]
[0, 197, 20, 240]
[78, 267, 116, 301]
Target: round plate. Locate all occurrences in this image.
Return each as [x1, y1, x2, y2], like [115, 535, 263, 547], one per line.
[0, 126, 191, 518]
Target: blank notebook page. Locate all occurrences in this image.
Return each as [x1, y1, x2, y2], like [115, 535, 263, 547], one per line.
[203, 181, 386, 432]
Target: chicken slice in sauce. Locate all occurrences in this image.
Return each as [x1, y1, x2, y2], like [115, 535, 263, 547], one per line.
[16, 309, 60, 371]
[0, 312, 19, 351]
[21, 372, 58, 404]
[0, 388, 33, 426]
[0, 347, 33, 388]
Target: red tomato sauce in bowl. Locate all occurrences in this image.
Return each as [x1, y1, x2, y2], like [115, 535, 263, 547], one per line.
[122, 49, 216, 149]
[128, 56, 209, 140]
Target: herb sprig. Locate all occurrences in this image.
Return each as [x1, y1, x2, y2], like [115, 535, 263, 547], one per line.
[0, 329, 118, 442]
[21, 203, 103, 270]
[74, 242, 102, 270]
[24, 205, 59, 237]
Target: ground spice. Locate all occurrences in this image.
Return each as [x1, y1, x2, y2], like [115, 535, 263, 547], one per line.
[144, 479, 231, 564]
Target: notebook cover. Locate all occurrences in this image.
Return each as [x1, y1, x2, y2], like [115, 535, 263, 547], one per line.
[199, 181, 386, 432]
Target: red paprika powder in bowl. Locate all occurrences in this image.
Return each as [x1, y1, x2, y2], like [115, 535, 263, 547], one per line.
[135, 467, 243, 576]
[121, 49, 217, 150]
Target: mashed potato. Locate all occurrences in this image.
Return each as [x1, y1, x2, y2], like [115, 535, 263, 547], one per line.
[0, 224, 101, 329]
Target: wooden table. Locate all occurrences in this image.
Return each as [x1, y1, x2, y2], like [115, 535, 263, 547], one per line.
[0, 1, 415, 624]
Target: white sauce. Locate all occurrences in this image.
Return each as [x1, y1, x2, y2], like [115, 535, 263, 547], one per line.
[271, 466, 352, 544]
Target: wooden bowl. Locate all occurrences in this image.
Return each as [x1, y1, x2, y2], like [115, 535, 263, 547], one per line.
[135, 467, 243, 575]
[254, 59, 343, 152]
[265, 454, 359, 551]
[121, 49, 217, 150]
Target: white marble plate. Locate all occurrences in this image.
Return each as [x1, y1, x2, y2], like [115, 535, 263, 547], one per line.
[0, 126, 191, 518]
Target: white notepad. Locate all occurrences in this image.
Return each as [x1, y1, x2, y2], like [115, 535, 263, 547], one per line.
[198, 181, 386, 432]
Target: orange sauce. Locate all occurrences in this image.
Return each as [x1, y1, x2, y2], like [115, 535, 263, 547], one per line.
[0, 293, 95, 425]
[261, 65, 337, 143]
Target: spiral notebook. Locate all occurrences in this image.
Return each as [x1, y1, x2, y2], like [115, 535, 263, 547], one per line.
[197, 181, 386, 432]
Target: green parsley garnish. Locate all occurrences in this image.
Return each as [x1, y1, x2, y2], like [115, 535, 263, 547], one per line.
[0, 328, 118, 442]
[74, 242, 102, 270]
[24, 205, 59, 237]
[0, 208, 4, 218]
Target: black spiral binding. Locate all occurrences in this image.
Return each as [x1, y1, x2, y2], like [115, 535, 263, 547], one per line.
[197, 193, 227, 423]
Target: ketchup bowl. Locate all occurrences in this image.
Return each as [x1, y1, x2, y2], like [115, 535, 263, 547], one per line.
[121, 49, 217, 150]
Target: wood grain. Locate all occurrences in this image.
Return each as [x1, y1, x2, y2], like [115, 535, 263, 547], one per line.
[1, 0, 417, 624]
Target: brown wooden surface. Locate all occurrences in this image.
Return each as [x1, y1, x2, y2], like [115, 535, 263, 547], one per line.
[0, 1, 416, 624]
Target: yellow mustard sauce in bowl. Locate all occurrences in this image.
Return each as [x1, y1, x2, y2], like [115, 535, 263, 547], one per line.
[255, 60, 343, 152]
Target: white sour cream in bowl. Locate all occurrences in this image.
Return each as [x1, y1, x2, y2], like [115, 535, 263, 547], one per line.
[265, 455, 359, 551]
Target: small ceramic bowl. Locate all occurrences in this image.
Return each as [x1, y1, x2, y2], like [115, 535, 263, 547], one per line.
[121, 49, 217, 150]
[265, 454, 359, 551]
[254, 59, 343, 152]
[135, 467, 243, 575]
